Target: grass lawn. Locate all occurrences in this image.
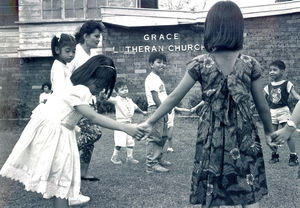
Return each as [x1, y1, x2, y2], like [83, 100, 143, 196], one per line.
[0, 114, 299, 208]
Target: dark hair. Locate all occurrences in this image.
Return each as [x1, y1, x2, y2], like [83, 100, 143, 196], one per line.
[115, 80, 127, 91]
[204, 1, 244, 52]
[71, 55, 116, 98]
[148, 52, 167, 64]
[41, 82, 52, 90]
[270, 60, 286, 71]
[75, 20, 105, 44]
[51, 33, 76, 59]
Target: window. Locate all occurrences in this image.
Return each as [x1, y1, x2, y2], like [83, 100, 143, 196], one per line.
[42, 0, 141, 20]
[138, 0, 158, 8]
[42, 0, 86, 19]
[0, 0, 18, 26]
[42, 0, 62, 19]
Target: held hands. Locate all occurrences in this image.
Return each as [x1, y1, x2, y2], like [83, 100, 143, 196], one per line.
[125, 123, 147, 139]
[265, 133, 279, 150]
[142, 111, 148, 116]
[270, 125, 295, 146]
[135, 122, 153, 141]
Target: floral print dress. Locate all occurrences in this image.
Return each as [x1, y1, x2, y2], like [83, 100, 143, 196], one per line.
[187, 54, 268, 207]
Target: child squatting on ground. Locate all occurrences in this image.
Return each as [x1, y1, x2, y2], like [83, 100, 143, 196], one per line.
[138, 1, 282, 207]
[106, 80, 147, 165]
[264, 60, 300, 166]
[0, 52, 145, 208]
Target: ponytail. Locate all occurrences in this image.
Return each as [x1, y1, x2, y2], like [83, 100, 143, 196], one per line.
[51, 36, 60, 59]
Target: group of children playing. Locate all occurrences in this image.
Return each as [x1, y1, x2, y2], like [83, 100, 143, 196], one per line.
[0, 1, 299, 208]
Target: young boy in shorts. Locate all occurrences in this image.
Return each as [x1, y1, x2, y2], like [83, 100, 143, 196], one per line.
[107, 81, 147, 164]
[264, 60, 300, 166]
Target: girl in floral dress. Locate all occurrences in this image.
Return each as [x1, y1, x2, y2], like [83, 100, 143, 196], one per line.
[139, 1, 278, 207]
[0, 55, 144, 208]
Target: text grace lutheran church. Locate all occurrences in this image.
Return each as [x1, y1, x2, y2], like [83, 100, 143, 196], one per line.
[0, 0, 300, 118]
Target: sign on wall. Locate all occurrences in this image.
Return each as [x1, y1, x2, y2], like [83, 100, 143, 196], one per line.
[113, 32, 203, 53]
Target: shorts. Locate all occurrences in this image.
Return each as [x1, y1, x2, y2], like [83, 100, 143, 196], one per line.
[270, 106, 291, 124]
[114, 121, 135, 147]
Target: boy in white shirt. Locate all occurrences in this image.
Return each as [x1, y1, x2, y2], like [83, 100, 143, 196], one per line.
[144, 52, 172, 173]
[107, 81, 147, 164]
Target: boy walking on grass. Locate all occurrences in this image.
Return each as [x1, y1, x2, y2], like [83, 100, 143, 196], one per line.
[144, 52, 172, 173]
[264, 60, 300, 166]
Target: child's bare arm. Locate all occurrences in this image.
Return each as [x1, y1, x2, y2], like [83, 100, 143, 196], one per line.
[251, 78, 273, 135]
[290, 87, 300, 100]
[174, 106, 191, 113]
[106, 96, 117, 104]
[190, 101, 205, 113]
[75, 105, 144, 138]
[135, 106, 147, 115]
[151, 91, 162, 107]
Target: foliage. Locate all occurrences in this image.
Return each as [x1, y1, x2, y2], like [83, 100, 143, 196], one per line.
[0, 99, 31, 119]
[96, 99, 115, 114]
[159, 0, 205, 11]
[131, 94, 148, 111]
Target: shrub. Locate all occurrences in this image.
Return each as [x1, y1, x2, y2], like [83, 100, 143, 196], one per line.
[96, 99, 114, 114]
[132, 94, 148, 111]
[0, 100, 30, 119]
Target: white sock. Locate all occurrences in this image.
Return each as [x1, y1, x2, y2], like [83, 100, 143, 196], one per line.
[113, 148, 120, 157]
[127, 147, 133, 158]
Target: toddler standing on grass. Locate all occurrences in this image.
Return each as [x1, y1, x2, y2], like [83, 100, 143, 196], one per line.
[106, 80, 147, 165]
[264, 60, 300, 166]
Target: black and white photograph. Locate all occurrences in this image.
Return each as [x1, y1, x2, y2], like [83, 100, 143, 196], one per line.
[0, 0, 299, 207]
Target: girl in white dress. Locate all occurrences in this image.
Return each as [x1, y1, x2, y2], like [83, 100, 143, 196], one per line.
[0, 54, 144, 208]
[50, 34, 76, 95]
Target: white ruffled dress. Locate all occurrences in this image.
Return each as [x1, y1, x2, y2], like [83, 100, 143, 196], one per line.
[0, 85, 92, 199]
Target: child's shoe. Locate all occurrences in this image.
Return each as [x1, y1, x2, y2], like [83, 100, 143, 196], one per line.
[167, 147, 174, 152]
[126, 157, 139, 164]
[146, 164, 169, 173]
[68, 193, 90, 206]
[159, 159, 172, 167]
[111, 155, 122, 165]
[288, 154, 299, 166]
[269, 152, 279, 164]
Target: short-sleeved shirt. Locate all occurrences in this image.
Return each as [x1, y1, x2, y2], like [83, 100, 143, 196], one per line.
[68, 44, 97, 73]
[50, 60, 73, 94]
[145, 72, 168, 107]
[264, 80, 293, 109]
[39, 92, 52, 104]
[109, 95, 138, 122]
